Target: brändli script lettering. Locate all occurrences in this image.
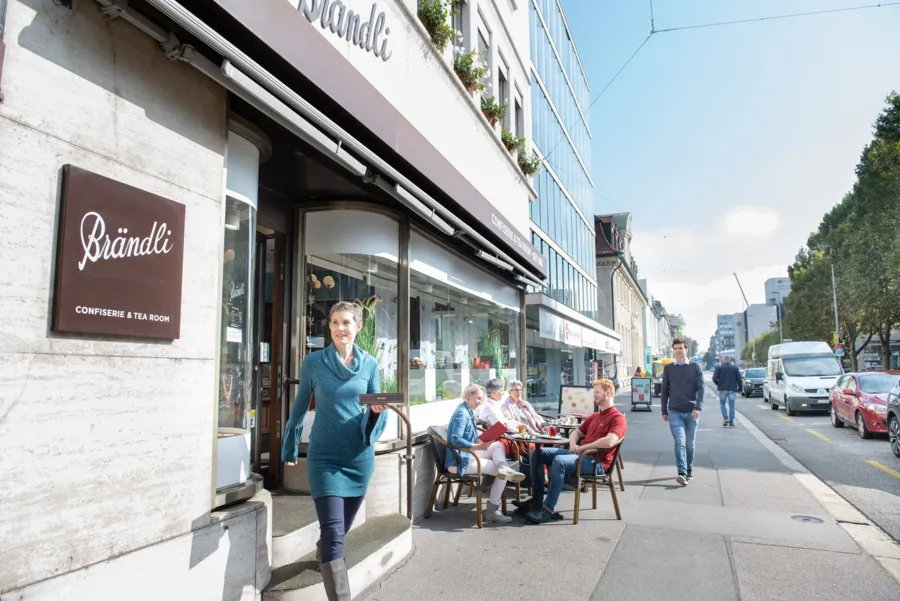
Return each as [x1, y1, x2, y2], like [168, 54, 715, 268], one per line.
[296, 0, 392, 61]
[78, 212, 174, 271]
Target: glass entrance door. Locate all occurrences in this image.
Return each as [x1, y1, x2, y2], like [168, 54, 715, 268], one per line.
[254, 228, 287, 489]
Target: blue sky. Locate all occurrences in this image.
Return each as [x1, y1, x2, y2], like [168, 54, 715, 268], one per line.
[562, 0, 900, 345]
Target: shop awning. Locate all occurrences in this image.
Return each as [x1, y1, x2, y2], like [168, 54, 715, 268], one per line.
[131, 0, 546, 285]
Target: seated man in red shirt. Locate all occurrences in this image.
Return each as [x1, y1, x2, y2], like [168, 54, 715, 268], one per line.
[523, 378, 626, 524]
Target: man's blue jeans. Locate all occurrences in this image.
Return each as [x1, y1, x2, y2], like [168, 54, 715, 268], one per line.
[719, 391, 736, 423]
[668, 411, 698, 475]
[529, 447, 601, 511]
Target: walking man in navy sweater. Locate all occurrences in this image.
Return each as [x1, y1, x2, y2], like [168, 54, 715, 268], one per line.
[661, 338, 704, 486]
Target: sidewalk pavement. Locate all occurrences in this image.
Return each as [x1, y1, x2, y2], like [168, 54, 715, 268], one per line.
[362, 383, 900, 601]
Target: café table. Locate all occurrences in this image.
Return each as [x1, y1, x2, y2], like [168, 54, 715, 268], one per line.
[503, 433, 569, 512]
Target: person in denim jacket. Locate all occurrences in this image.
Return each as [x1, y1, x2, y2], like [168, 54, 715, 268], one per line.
[446, 383, 525, 524]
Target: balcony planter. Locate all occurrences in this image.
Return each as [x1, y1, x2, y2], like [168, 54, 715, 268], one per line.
[453, 48, 488, 96]
[518, 154, 542, 177]
[480, 95, 507, 128]
[418, 0, 456, 52]
[501, 128, 525, 154]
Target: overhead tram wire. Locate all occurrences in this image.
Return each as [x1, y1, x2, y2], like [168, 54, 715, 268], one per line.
[539, 0, 900, 164]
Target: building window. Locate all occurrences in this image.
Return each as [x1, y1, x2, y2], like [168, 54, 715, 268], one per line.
[477, 16, 491, 95]
[302, 210, 402, 441]
[451, 0, 468, 45]
[408, 232, 521, 433]
[514, 95, 524, 138]
[497, 56, 509, 128]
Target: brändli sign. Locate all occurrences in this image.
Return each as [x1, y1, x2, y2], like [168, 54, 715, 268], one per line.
[52, 165, 186, 339]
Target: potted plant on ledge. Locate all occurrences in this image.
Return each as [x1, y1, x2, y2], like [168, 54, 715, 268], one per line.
[453, 48, 488, 95]
[418, 0, 457, 52]
[517, 152, 542, 177]
[480, 96, 507, 127]
[501, 128, 525, 154]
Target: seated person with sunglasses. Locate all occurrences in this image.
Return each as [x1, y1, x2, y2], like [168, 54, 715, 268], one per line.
[520, 379, 626, 524]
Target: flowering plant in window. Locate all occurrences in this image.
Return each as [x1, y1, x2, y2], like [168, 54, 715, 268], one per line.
[517, 151, 542, 177]
[480, 95, 508, 127]
[501, 127, 525, 154]
[418, 0, 457, 52]
[453, 46, 489, 94]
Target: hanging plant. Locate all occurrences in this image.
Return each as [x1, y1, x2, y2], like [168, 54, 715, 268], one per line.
[418, 0, 457, 52]
[480, 96, 508, 127]
[518, 152, 543, 177]
[453, 48, 488, 94]
[501, 128, 525, 154]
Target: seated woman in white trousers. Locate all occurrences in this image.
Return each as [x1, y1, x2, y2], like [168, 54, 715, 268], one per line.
[445, 383, 525, 524]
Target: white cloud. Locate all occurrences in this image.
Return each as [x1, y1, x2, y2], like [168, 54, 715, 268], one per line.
[632, 215, 793, 347]
[721, 206, 779, 237]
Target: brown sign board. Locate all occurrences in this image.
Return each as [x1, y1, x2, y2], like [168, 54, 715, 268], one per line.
[52, 165, 185, 339]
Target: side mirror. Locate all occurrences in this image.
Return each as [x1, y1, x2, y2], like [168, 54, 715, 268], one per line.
[842, 388, 857, 396]
[775, 373, 783, 382]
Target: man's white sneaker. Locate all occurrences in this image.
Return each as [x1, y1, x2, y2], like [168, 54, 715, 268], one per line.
[498, 465, 526, 483]
[676, 473, 688, 486]
[486, 501, 512, 523]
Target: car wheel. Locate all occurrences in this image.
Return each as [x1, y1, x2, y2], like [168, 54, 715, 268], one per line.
[830, 404, 844, 428]
[785, 399, 796, 416]
[770, 397, 779, 410]
[856, 412, 871, 440]
[889, 416, 900, 458]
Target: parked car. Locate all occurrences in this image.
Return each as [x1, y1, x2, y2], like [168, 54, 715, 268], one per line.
[741, 367, 767, 397]
[829, 371, 898, 439]
[887, 378, 900, 457]
[767, 341, 844, 416]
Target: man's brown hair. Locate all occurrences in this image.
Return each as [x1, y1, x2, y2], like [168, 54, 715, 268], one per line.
[592, 378, 616, 396]
[673, 338, 686, 348]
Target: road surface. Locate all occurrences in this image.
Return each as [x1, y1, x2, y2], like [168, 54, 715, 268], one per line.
[708, 373, 900, 543]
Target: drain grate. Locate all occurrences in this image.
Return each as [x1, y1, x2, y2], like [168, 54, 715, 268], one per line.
[791, 515, 825, 524]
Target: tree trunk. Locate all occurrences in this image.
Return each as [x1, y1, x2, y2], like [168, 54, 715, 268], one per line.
[879, 323, 894, 369]
[844, 321, 870, 372]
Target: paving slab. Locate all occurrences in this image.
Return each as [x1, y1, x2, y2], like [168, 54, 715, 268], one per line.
[622, 498, 859, 552]
[591, 525, 738, 601]
[731, 541, 900, 600]
[639, 453, 725, 507]
[364, 505, 625, 601]
[718, 468, 827, 513]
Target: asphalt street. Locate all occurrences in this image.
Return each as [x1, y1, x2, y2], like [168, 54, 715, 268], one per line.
[707, 373, 900, 544]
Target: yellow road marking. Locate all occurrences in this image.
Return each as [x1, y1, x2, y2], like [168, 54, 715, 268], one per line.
[776, 414, 795, 423]
[866, 460, 900, 479]
[806, 429, 833, 443]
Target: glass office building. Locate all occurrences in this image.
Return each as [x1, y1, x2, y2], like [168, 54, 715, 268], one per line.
[525, 0, 620, 411]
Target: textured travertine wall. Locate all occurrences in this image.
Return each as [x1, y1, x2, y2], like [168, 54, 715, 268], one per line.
[0, 0, 228, 593]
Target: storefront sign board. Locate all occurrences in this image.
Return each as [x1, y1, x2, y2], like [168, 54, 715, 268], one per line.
[52, 165, 185, 339]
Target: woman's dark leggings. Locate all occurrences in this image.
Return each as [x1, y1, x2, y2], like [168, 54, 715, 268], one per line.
[314, 495, 364, 563]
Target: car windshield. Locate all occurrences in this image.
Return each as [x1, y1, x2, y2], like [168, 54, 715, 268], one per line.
[782, 356, 842, 377]
[746, 368, 766, 378]
[859, 374, 898, 394]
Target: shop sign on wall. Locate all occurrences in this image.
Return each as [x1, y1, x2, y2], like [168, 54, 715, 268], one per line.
[291, 0, 393, 62]
[52, 165, 185, 339]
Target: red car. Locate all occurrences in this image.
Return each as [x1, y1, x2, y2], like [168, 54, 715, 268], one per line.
[830, 371, 898, 439]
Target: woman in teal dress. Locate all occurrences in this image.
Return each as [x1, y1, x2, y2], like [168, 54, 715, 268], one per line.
[282, 301, 388, 601]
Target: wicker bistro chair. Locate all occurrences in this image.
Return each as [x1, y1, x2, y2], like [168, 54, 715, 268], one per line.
[572, 440, 624, 524]
[425, 425, 508, 528]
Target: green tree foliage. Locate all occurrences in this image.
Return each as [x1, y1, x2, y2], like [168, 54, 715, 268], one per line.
[742, 329, 781, 366]
[786, 92, 900, 371]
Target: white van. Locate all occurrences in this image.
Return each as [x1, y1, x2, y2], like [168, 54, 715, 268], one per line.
[766, 341, 844, 416]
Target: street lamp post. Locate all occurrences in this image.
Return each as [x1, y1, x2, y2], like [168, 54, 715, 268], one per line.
[817, 244, 842, 343]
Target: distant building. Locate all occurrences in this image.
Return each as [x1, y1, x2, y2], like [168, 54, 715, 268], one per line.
[765, 278, 791, 305]
[716, 312, 747, 366]
[596, 213, 649, 388]
[746, 304, 778, 342]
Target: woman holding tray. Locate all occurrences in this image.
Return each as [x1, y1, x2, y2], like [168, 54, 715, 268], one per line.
[282, 300, 389, 601]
